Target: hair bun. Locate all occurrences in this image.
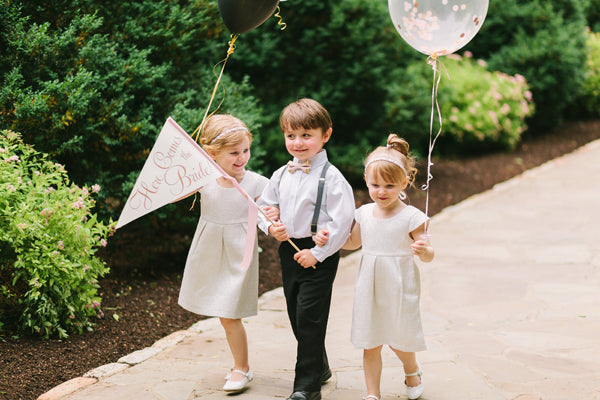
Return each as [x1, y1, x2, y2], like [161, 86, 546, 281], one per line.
[386, 133, 409, 156]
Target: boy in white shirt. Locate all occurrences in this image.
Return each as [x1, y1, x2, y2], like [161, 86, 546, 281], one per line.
[258, 98, 355, 400]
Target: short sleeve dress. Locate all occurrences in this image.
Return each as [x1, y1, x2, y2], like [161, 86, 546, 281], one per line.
[178, 171, 268, 319]
[351, 203, 429, 351]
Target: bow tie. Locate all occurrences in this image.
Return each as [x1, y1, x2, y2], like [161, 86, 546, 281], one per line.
[287, 160, 311, 174]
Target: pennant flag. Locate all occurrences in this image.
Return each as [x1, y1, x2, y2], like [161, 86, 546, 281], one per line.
[116, 117, 223, 229]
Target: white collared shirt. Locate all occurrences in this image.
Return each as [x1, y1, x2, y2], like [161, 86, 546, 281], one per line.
[258, 150, 355, 262]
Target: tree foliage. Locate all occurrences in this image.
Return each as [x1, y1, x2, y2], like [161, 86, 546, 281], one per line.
[226, 0, 421, 176]
[0, 0, 265, 224]
[224, 0, 589, 178]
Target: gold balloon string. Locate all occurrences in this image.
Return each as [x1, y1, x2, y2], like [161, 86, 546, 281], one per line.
[421, 53, 447, 220]
[191, 34, 239, 142]
[274, 6, 287, 30]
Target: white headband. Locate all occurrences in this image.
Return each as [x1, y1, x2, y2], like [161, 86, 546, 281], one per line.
[364, 157, 407, 175]
[209, 126, 249, 144]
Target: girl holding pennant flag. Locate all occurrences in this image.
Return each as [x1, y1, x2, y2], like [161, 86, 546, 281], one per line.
[177, 114, 273, 393]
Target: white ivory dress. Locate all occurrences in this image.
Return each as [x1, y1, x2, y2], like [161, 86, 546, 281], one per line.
[351, 203, 429, 351]
[178, 171, 268, 319]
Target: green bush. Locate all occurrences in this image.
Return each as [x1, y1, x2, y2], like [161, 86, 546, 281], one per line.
[571, 28, 600, 117]
[0, 0, 266, 227]
[382, 61, 434, 159]
[466, 0, 587, 132]
[385, 53, 534, 156]
[0, 130, 114, 338]
[584, 0, 600, 32]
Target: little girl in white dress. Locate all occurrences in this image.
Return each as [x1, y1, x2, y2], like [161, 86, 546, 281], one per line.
[335, 133, 434, 400]
[178, 114, 269, 393]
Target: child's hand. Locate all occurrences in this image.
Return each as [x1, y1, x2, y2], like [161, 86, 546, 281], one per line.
[313, 229, 329, 247]
[268, 221, 289, 242]
[294, 249, 318, 269]
[263, 206, 280, 222]
[411, 234, 434, 262]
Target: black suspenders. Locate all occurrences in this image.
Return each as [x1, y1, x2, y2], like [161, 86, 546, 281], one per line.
[279, 161, 331, 236]
[311, 161, 330, 235]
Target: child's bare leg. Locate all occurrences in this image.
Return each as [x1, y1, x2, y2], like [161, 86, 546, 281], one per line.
[220, 318, 249, 381]
[389, 346, 420, 387]
[363, 345, 383, 398]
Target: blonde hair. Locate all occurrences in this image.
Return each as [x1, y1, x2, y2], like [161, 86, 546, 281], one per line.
[364, 134, 417, 185]
[199, 114, 252, 154]
[280, 98, 332, 133]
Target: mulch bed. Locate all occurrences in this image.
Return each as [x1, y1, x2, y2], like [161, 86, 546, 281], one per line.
[1, 120, 599, 400]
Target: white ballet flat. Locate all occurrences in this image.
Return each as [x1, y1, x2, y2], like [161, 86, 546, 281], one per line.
[362, 395, 381, 400]
[222, 369, 253, 392]
[224, 367, 248, 380]
[405, 364, 424, 400]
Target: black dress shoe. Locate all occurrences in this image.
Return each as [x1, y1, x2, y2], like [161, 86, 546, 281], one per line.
[320, 368, 332, 384]
[287, 391, 321, 400]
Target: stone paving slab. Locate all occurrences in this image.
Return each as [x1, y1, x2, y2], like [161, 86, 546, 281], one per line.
[40, 140, 600, 400]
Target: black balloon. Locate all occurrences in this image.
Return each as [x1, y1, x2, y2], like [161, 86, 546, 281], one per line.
[218, 0, 280, 34]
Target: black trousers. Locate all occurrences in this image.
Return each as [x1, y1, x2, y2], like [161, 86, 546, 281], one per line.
[279, 237, 339, 392]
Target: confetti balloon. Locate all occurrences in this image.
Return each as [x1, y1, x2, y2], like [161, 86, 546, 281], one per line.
[388, 0, 489, 56]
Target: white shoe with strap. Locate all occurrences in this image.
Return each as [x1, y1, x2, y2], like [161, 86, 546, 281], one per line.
[405, 364, 424, 400]
[222, 369, 253, 392]
[362, 395, 381, 400]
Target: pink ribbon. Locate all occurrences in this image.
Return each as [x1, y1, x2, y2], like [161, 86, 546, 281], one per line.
[172, 122, 261, 271]
[223, 176, 259, 271]
[240, 202, 258, 270]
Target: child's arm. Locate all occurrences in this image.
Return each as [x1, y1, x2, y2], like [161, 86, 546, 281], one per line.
[256, 166, 286, 235]
[313, 229, 329, 246]
[342, 221, 362, 250]
[268, 221, 289, 242]
[410, 224, 434, 262]
[294, 249, 318, 269]
[309, 172, 355, 262]
[263, 206, 280, 222]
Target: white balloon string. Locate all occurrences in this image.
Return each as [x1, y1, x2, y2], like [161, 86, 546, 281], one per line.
[421, 55, 445, 220]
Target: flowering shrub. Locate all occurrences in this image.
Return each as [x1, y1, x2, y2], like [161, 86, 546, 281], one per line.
[384, 52, 535, 158]
[0, 130, 114, 338]
[576, 28, 600, 117]
[439, 52, 535, 153]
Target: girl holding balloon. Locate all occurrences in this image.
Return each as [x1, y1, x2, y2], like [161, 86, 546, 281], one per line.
[346, 135, 433, 400]
[316, 134, 434, 400]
